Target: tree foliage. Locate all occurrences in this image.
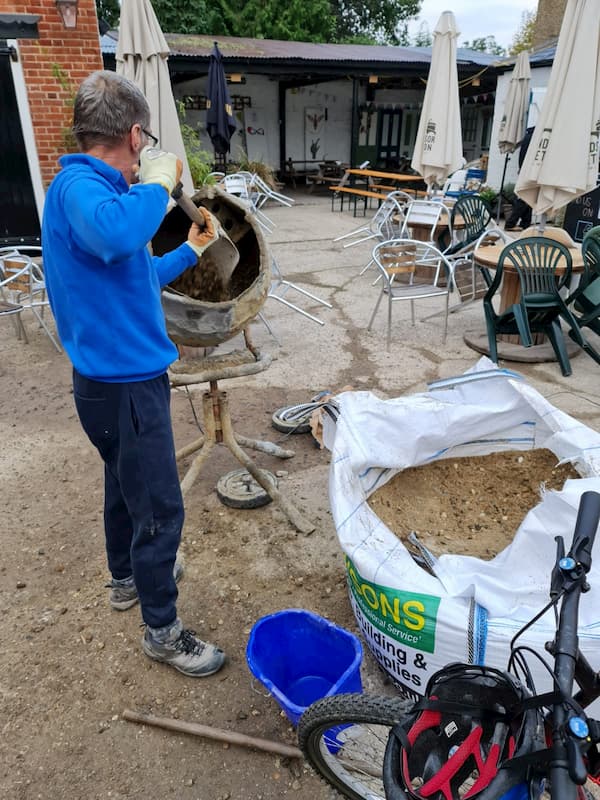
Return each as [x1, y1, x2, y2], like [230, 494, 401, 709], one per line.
[461, 35, 505, 56]
[219, 0, 336, 42]
[509, 10, 536, 55]
[96, 0, 119, 29]
[143, 0, 222, 34]
[412, 21, 432, 47]
[99, 0, 421, 43]
[329, 0, 420, 43]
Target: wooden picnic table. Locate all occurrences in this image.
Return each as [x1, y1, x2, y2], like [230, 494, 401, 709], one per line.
[306, 161, 349, 192]
[330, 169, 427, 215]
[345, 168, 425, 184]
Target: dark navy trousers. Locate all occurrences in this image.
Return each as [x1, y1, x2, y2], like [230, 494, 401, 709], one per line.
[73, 369, 183, 628]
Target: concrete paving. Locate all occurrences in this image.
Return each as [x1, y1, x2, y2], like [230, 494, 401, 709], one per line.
[226, 188, 600, 431]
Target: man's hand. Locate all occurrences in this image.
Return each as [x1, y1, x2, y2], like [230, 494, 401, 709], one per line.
[138, 146, 182, 195]
[186, 208, 219, 258]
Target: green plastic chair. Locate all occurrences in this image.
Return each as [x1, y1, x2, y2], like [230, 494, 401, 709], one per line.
[444, 194, 493, 255]
[436, 195, 494, 303]
[482, 236, 585, 377]
[565, 230, 600, 364]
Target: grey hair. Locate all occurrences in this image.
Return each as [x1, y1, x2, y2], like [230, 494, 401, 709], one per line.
[72, 70, 151, 151]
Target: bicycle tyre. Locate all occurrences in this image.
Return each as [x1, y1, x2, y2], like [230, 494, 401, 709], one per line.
[298, 692, 413, 800]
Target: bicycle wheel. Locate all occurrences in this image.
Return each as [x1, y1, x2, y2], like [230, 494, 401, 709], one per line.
[298, 692, 413, 800]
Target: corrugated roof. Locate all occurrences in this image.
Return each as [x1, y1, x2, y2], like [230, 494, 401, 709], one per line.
[494, 40, 557, 73]
[101, 31, 496, 68]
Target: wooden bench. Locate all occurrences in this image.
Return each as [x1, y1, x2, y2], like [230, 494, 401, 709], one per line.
[370, 182, 428, 199]
[306, 175, 343, 192]
[369, 183, 398, 193]
[281, 159, 322, 187]
[329, 185, 389, 215]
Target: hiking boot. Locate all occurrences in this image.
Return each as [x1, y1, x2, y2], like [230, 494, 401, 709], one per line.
[107, 559, 184, 611]
[142, 618, 226, 677]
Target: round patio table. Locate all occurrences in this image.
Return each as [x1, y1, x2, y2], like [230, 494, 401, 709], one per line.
[392, 211, 465, 243]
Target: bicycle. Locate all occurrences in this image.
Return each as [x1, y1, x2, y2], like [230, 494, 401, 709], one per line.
[298, 490, 600, 800]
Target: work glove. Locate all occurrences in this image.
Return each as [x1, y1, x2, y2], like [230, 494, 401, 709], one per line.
[138, 146, 182, 195]
[186, 207, 219, 258]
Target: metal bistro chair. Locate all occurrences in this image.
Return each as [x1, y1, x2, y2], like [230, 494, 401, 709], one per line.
[258, 257, 333, 343]
[483, 237, 583, 377]
[221, 173, 275, 234]
[0, 246, 62, 352]
[565, 232, 600, 365]
[249, 173, 294, 208]
[367, 239, 456, 350]
[333, 191, 411, 251]
[400, 200, 453, 249]
[0, 250, 28, 340]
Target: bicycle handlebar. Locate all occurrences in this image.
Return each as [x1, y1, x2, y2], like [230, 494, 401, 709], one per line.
[569, 490, 600, 573]
[550, 490, 600, 800]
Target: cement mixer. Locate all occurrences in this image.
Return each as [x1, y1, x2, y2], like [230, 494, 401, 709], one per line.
[151, 185, 271, 348]
[150, 186, 313, 532]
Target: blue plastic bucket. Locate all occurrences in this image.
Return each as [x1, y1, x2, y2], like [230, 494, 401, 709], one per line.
[246, 608, 363, 726]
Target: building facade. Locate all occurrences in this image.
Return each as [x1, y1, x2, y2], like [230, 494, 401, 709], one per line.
[0, 0, 102, 244]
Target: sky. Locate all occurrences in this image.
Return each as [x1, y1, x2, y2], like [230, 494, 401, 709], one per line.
[406, 0, 536, 51]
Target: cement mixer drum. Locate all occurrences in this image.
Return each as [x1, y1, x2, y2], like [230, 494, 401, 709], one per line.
[152, 185, 271, 348]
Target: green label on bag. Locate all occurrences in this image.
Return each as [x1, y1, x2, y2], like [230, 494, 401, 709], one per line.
[345, 555, 440, 653]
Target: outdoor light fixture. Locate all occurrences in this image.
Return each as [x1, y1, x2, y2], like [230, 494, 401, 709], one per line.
[368, 75, 379, 84]
[227, 73, 244, 83]
[56, 0, 78, 29]
[471, 77, 481, 87]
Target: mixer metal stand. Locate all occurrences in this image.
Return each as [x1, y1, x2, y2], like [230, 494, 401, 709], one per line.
[169, 346, 315, 535]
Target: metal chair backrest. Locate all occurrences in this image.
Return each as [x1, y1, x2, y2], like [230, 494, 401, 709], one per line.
[223, 173, 250, 200]
[373, 239, 450, 288]
[0, 250, 33, 296]
[371, 194, 406, 238]
[499, 237, 572, 298]
[400, 200, 450, 244]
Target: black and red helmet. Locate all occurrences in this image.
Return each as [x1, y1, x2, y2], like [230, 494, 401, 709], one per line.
[383, 663, 542, 800]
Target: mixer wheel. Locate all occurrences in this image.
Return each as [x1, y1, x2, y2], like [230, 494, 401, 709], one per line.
[216, 468, 278, 509]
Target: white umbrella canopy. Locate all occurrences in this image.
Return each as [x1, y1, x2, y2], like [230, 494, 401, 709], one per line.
[515, 0, 600, 216]
[411, 10, 464, 190]
[498, 51, 531, 155]
[116, 0, 193, 194]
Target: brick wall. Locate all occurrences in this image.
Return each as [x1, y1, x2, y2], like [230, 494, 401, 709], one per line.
[4, 0, 103, 185]
[533, 0, 567, 48]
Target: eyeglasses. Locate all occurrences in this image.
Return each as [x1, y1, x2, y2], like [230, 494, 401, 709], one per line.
[142, 128, 159, 147]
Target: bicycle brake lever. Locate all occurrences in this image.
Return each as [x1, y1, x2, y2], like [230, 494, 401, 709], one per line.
[566, 736, 588, 785]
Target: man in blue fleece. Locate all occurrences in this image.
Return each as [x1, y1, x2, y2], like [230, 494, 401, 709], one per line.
[42, 70, 225, 678]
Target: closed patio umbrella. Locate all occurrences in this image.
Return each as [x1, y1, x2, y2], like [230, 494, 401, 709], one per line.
[515, 0, 600, 218]
[496, 51, 531, 219]
[498, 51, 531, 155]
[116, 0, 193, 193]
[206, 42, 237, 162]
[411, 11, 464, 191]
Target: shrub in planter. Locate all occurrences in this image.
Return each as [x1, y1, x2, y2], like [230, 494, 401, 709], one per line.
[478, 186, 498, 207]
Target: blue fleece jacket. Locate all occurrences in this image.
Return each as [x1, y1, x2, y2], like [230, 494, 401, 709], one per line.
[42, 153, 197, 382]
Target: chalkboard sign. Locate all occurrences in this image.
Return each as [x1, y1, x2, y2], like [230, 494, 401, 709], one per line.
[563, 185, 600, 242]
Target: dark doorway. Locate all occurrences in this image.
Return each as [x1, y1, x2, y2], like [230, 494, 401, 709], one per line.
[0, 48, 40, 246]
[376, 108, 402, 169]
